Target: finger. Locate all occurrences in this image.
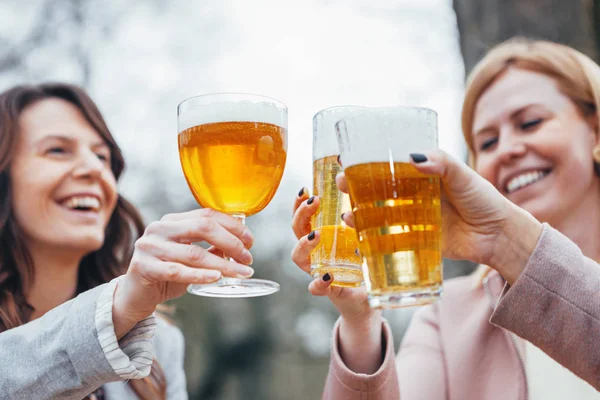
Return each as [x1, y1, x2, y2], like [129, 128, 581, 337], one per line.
[291, 230, 320, 274]
[135, 239, 254, 277]
[147, 217, 254, 257]
[335, 172, 349, 193]
[130, 258, 223, 284]
[207, 246, 224, 258]
[341, 211, 355, 229]
[308, 273, 334, 296]
[409, 150, 481, 193]
[293, 187, 310, 214]
[291, 195, 320, 239]
[158, 208, 254, 248]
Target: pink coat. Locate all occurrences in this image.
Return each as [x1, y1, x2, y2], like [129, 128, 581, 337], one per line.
[323, 224, 600, 399]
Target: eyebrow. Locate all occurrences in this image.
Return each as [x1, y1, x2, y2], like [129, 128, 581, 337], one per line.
[36, 134, 109, 149]
[473, 104, 544, 136]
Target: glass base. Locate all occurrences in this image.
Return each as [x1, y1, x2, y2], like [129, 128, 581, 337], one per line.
[187, 277, 280, 298]
[368, 285, 443, 309]
[311, 264, 363, 288]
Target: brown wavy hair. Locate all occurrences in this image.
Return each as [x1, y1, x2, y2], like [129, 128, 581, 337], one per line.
[0, 83, 166, 399]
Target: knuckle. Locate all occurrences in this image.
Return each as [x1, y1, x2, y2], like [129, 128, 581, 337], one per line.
[200, 208, 217, 218]
[128, 256, 143, 273]
[160, 213, 177, 222]
[165, 263, 182, 281]
[144, 221, 163, 235]
[196, 218, 216, 235]
[135, 237, 159, 254]
[188, 246, 206, 265]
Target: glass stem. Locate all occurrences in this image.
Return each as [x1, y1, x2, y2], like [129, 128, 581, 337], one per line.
[227, 213, 246, 262]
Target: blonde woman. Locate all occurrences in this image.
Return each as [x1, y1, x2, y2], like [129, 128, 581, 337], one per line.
[292, 39, 600, 399]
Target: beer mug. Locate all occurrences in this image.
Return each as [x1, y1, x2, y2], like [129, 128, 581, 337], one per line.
[335, 107, 442, 308]
[311, 107, 363, 287]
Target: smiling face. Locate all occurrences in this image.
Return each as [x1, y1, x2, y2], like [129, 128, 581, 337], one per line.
[9, 98, 118, 254]
[471, 67, 600, 225]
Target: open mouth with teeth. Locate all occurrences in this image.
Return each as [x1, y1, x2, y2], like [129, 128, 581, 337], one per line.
[505, 169, 551, 194]
[61, 196, 101, 212]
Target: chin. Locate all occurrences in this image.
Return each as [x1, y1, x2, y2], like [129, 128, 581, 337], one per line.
[64, 233, 106, 253]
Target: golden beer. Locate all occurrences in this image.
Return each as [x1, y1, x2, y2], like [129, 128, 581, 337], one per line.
[345, 162, 442, 306]
[178, 121, 287, 216]
[311, 155, 362, 287]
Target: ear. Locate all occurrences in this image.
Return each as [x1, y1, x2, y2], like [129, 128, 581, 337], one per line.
[586, 112, 600, 147]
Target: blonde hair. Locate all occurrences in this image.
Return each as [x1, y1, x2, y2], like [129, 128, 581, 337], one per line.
[462, 38, 600, 161]
[461, 38, 600, 283]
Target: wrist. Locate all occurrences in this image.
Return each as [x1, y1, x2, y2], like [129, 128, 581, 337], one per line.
[340, 308, 382, 333]
[489, 204, 543, 285]
[338, 309, 384, 374]
[112, 279, 150, 340]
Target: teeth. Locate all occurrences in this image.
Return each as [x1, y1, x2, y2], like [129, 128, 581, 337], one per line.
[63, 196, 100, 211]
[506, 170, 548, 194]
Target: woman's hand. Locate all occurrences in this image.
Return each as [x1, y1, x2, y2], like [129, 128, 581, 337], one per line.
[291, 188, 383, 374]
[112, 208, 255, 338]
[405, 151, 542, 282]
[291, 188, 374, 322]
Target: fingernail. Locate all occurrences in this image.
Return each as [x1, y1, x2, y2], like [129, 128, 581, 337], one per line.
[307, 196, 315, 205]
[242, 249, 254, 265]
[307, 231, 316, 241]
[323, 273, 331, 282]
[340, 212, 345, 221]
[237, 266, 255, 278]
[203, 269, 221, 281]
[354, 248, 359, 256]
[337, 155, 342, 165]
[410, 153, 428, 163]
[298, 187, 305, 197]
[242, 229, 254, 246]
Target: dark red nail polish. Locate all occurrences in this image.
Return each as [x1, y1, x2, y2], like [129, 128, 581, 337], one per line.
[298, 187, 305, 197]
[307, 196, 315, 205]
[323, 273, 331, 282]
[308, 231, 316, 241]
[337, 155, 342, 165]
[340, 212, 345, 220]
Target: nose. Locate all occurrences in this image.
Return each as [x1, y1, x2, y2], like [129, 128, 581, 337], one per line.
[73, 148, 104, 179]
[496, 129, 526, 164]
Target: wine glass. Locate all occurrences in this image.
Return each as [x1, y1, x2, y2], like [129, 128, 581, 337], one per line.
[177, 93, 287, 298]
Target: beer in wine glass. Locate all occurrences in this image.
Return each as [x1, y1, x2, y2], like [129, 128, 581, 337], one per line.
[177, 93, 287, 298]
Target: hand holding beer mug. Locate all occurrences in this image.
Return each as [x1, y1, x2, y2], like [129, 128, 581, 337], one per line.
[335, 107, 442, 308]
[311, 107, 363, 287]
[177, 93, 287, 297]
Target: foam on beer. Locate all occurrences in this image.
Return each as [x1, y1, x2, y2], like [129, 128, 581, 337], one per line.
[336, 107, 438, 167]
[178, 100, 287, 132]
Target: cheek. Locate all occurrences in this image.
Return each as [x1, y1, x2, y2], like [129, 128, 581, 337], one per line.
[474, 157, 495, 185]
[103, 172, 119, 210]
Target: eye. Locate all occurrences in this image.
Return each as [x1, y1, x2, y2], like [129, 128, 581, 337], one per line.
[521, 118, 542, 131]
[480, 137, 498, 151]
[96, 153, 109, 162]
[46, 146, 67, 155]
